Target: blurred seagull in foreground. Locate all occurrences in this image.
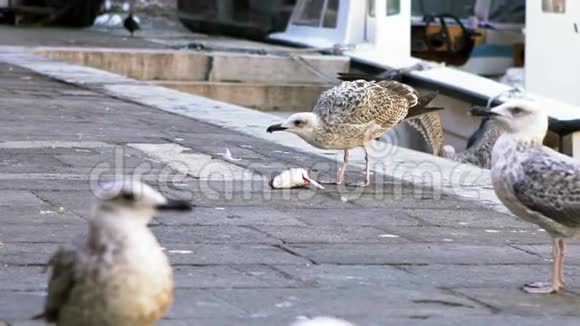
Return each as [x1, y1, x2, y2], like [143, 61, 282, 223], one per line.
[472, 100, 580, 294]
[267, 80, 442, 186]
[35, 180, 192, 325]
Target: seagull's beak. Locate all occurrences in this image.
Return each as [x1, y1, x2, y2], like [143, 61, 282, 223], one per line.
[302, 174, 325, 190]
[267, 123, 287, 133]
[470, 106, 500, 118]
[157, 199, 193, 211]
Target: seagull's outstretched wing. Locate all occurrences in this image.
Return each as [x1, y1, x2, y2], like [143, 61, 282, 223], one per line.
[313, 80, 423, 128]
[513, 148, 580, 228]
[39, 247, 78, 322]
[404, 112, 444, 155]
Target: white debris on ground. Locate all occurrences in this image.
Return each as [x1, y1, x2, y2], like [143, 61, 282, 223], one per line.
[270, 168, 324, 190]
[167, 250, 193, 254]
[217, 148, 241, 162]
[290, 316, 356, 326]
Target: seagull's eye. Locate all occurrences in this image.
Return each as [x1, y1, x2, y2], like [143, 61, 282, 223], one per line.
[294, 120, 304, 127]
[511, 107, 524, 115]
[120, 192, 135, 201]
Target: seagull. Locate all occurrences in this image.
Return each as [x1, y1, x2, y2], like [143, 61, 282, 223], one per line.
[35, 180, 192, 325]
[441, 117, 504, 169]
[267, 80, 442, 186]
[472, 99, 580, 294]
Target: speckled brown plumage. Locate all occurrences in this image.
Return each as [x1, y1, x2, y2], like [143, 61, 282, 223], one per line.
[405, 112, 445, 155]
[267, 79, 441, 186]
[310, 80, 434, 149]
[335, 72, 445, 156]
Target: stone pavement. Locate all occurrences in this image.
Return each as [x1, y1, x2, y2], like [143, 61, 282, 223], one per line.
[1, 58, 580, 326]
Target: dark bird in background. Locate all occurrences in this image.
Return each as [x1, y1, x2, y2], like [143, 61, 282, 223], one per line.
[466, 116, 490, 149]
[123, 12, 140, 37]
[123, 0, 139, 37]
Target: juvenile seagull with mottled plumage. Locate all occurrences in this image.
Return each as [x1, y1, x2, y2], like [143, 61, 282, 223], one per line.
[472, 99, 580, 294]
[441, 117, 504, 169]
[35, 180, 192, 326]
[267, 79, 442, 186]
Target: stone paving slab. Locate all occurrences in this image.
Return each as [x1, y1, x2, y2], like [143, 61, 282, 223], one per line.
[151, 225, 280, 245]
[1, 53, 580, 326]
[0, 206, 84, 225]
[158, 207, 307, 226]
[280, 207, 422, 227]
[381, 225, 548, 245]
[0, 191, 45, 207]
[164, 244, 313, 266]
[207, 287, 491, 319]
[453, 288, 580, 316]
[406, 208, 532, 228]
[400, 264, 580, 289]
[287, 243, 543, 265]
[173, 265, 302, 289]
[0, 224, 85, 243]
[0, 266, 47, 291]
[0, 291, 45, 321]
[254, 225, 411, 244]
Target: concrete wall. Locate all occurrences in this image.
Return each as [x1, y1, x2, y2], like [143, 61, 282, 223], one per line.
[35, 47, 348, 111]
[35, 48, 349, 84]
[36, 48, 210, 81]
[526, 0, 580, 106]
[154, 81, 332, 111]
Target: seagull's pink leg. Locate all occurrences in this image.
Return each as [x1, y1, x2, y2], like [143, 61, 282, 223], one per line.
[523, 237, 565, 294]
[347, 147, 371, 187]
[336, 150, 349, 184]
[363, 147, 371, 186]
[557, 238, 566, 286]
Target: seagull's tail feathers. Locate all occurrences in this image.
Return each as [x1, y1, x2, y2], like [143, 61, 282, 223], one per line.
[405, 92, 443, 119]
[337, 72, 375, 81]
[405, 112, 445, 156]
[337, 70, 402, 82]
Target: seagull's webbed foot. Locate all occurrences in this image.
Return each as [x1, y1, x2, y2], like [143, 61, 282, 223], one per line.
[522, 238, 566, 294]
[522, 282, 562, 294]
